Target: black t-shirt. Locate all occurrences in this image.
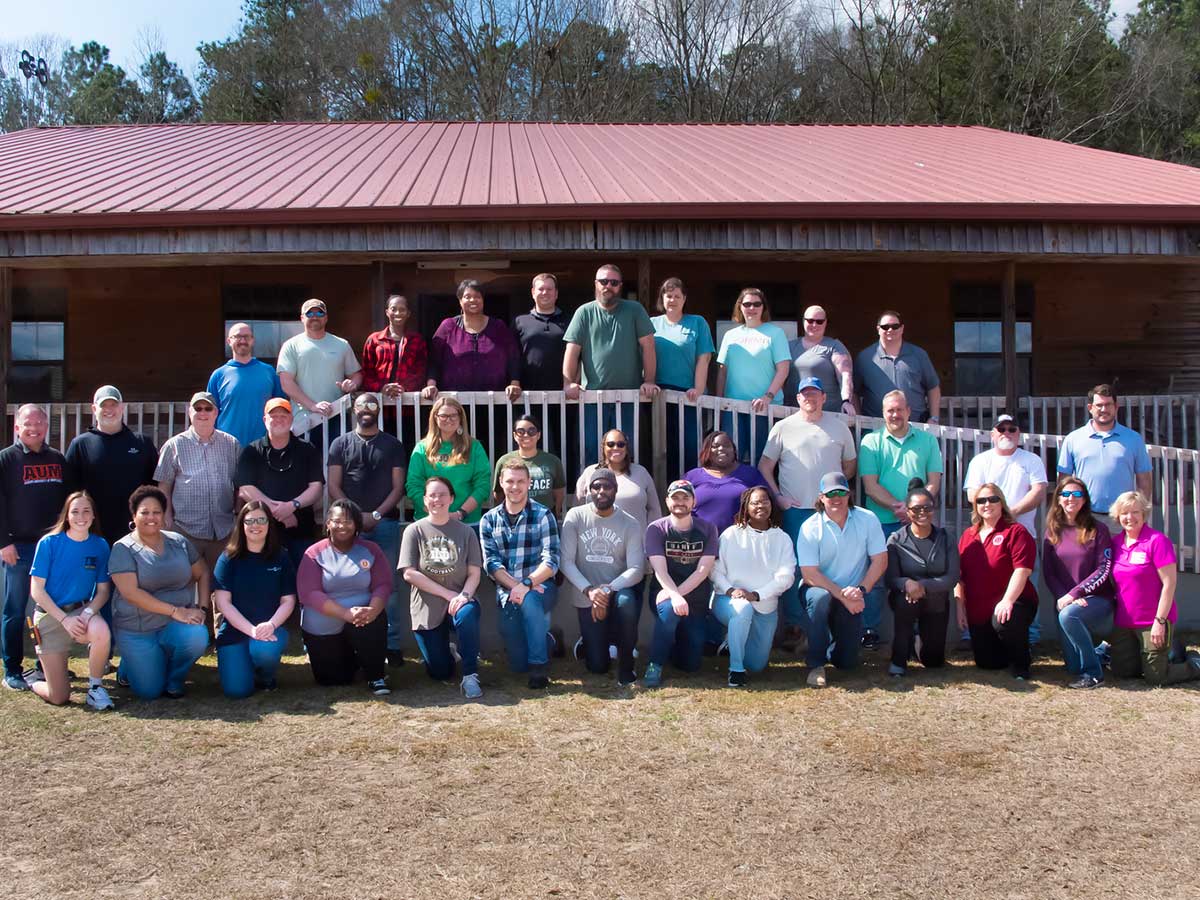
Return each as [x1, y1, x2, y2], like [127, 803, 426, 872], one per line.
[234, 436, 325, 539]
[64, 427, 158, 545]
[513, 308, 569, 390]
[327, 430, 405, 518]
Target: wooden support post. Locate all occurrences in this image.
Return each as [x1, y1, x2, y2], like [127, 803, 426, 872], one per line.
[1001, 260, 1018, 416]
[0, 268, 9, 435]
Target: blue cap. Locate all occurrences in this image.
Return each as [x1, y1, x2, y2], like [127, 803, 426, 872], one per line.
[819, 471, 850, 494]
[797, 377, 824, 393]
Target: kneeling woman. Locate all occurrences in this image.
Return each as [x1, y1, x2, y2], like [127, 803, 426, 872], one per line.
[29, 492, 115, 709]
[298, 499, 393, 695]
[884, 481, 959, 677]
[109, 486, 211, 700]
[955, 483, 1038, 680]
[710, 487, 795, 687]
[212, 502, 297, 698]
[399, 477, 485, 699]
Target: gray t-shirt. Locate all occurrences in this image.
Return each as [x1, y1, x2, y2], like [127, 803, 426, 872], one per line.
[559, 505, 645, 609]
[784, 337, 849, 412]
[399, 518, 483, 630]
[854, 341, 940, 418]
[109, 530, 200, 634]
[328, 430, 406, 517]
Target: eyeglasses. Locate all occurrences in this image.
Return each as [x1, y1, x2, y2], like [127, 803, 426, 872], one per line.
[243, 516, 269, 526]
[975, 496, 1002, 505]
[514, 427, 539, 437]
[596, 278, 622, 287]
[804, 317, 826, 324]
[908, 504, 933, 514]
[995, 425, 1019, 434]
[265, 447, 293, 473]
[605, 440, 627, 448]
[304, 309, 327, 319]
[823, 489, 849, 498]
[878, 323, 902, 331]
[435, 412, 460, 421]
[741, 301, 763, 308]
[355, 400, 380, 411]
[1059, 490, 1085, 498]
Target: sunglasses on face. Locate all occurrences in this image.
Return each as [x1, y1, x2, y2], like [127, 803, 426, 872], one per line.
[193, 405, 215, 413]
[878, 323, 902, 331]
[741, 301, 763, 308]
[355, 401, 380, 411]
[908, 504, 933, 514]
[514, 427, 539, 437]
[824, 489, 849, 498]
[605, 440, 627, 449]
[596, 278, 622, 287]
[243, 516, 269, 526]
[304, 309, 327, 319]
[804, 317, 826, 324]
[995, 425, 1019, 434]
[1059, 490, 1085, 498]
[976, 496, 1002, 505]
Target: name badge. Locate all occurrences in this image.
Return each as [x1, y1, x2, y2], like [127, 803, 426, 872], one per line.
[991, 534, 1004, 547]
[1129, 550, 1147, 565]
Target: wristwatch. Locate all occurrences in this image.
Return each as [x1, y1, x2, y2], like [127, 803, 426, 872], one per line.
[521, 577, 533, 587]
[371, 510, 382, 522]
[292, 499, 301, 510]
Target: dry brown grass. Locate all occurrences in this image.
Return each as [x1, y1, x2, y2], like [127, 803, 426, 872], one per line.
[2, 643, 1198, 900]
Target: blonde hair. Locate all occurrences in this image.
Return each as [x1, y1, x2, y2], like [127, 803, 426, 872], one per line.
[1111, 490, 1152, 518]
[969, 482, 1015, 529]
[423, 397, 474, 466]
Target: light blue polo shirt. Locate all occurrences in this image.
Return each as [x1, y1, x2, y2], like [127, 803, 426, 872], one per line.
[858, 426, 944, 523]
[796, 507, 886, 587]
[1057, 422, 1151, 514]
[651, 314, 715, 391]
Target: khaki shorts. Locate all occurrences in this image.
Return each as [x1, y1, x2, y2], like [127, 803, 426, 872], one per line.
[33, 609, 81, 656]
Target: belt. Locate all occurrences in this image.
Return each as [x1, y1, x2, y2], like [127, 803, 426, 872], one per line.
[59, 602, 85, 614]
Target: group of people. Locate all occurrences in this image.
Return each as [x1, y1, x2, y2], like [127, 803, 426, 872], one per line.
[1, 264, 1196, 707]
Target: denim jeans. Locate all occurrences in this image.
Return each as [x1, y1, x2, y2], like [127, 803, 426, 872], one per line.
[649, 591, 708, 671]
[497, 581, 558, 672]
[116, 620, 210, 699]
[1, 542, 34, 676]
[582, 401, 637, 467]
[779, 508, 815, 629]
[1056, 596, 1113, 681]
[216, 630, 288, 698]
[711, 593, 778, 673]
[368, 518, 405, 651]
[414, 599, 481, 680]
[803, 586, 863, 670]
[863, 522, 904, 631]
[576, 588, 641, 681]
[720, 410, 770, 465]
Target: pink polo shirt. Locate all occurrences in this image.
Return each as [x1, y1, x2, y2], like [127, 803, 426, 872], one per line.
[1111, 526, 1176, 629]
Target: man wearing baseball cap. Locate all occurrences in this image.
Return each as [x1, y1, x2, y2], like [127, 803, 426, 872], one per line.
[154, 391, 241, 576]
[65, 385, 159, 545]
[643, 479, 718, 688]
[276, 298, 362, 442]
[796, 471, 887, 687]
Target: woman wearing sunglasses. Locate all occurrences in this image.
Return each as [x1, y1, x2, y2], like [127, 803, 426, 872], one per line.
[883, 479, 959, 677]
[492, 413, 565, 517]
[715, 288, 790, 463]
[955, 483, 1039, 680]
[574, 429, 661, 533]
[1042, 477, 1114, 689]
[212, 501, 297, 698]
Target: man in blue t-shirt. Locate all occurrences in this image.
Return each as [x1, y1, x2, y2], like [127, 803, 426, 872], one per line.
[207, 323, 285, 448]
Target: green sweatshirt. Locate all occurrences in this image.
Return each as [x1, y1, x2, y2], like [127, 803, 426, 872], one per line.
[407, 438, 491, 523]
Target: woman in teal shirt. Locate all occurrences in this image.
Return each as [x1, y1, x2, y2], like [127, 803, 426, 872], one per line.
[406, 396, 491, 524]
[651, 277, 715, 480]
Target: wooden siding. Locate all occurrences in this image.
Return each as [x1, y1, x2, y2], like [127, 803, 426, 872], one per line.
[3, 220, 1199, 264]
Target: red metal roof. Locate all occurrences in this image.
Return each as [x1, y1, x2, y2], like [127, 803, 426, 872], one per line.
[1, 121, 1199, 229]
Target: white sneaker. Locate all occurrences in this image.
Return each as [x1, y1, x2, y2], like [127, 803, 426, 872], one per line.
[460, 673, 483, 700]
[807, 665, 827, 688]
[86, 685, 115, 710]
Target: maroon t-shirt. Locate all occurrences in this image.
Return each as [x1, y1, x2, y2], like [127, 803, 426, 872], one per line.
[957, 521, 1038, 626]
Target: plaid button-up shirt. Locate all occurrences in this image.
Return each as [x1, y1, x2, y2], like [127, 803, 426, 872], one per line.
[361, 329, 428, 392]
[480, 499, 560, 595]
[153, 428, 240, 540]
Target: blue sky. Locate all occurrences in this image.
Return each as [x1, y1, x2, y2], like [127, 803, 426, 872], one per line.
[5, 0, 246, 79]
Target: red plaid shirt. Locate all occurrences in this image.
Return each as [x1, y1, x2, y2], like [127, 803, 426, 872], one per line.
[361, 329, 428, 392]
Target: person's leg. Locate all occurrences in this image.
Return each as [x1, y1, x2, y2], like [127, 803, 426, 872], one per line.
[1058, 597, 1113, 682]
[1027, 559, 1043, 646]
[994, 603, 1035, 678]
[1, 542, 34, 680]
[519, 586, 553, 669]
[712, 593, 752, 673]
[671, 601, 707, 672]
[828, 598, 863, 670]
[1139, 622, 1200, 686]
[889, 593, 917, 671]
[863, 523, 903, 636]
[369, 519, 406, 658]
[497, 599, 531, 673]
[159, 619, 210, 695]
[968, 621, 1008, 670]
[414, 619, 455, 680]
[345, 614, 388, 682]
[915, 605, 948, 668]
[30, 651, 70, 705]
[116, 629, 168, 699]
[576, 606, 611, 675]
[649, 593, 682, 667]
[450, 600, 481, 678]
[779, 508, 812, 632]
[742, 609, 778, 673]
[248, 630, 288, 686]
[1107, 626, 1142, 679]
[216, 641, 255, 699]
[803, 586, 835, 669]
[612, 588, 641, 682]
[304, 629, 356, 685]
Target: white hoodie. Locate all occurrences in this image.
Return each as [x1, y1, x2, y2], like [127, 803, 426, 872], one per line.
[711, 525, 797, 615]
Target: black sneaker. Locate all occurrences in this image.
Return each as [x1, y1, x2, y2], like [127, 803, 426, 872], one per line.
[368, 677, 391, 696]
[386, 651, 405, 668]
[1067, 675, 1102, 689]
[727, 670, 747, 688]
[548, 626, 565, 659]
[861, 629, 881, 651]
[527, 673, 550, 689]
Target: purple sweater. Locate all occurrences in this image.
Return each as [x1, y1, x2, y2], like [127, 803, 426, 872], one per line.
[430, 316, 520, 391]
[1042, 525, 1115, 600]
[684, 465, 768, 535]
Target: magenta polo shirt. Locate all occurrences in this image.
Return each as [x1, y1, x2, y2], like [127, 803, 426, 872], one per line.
[1111, 526, 1177, 629]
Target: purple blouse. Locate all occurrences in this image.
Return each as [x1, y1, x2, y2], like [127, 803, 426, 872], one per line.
[684, 464, 768, 534]
[430, 316, 521, 391]
[1041, 525, 1115, 600]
